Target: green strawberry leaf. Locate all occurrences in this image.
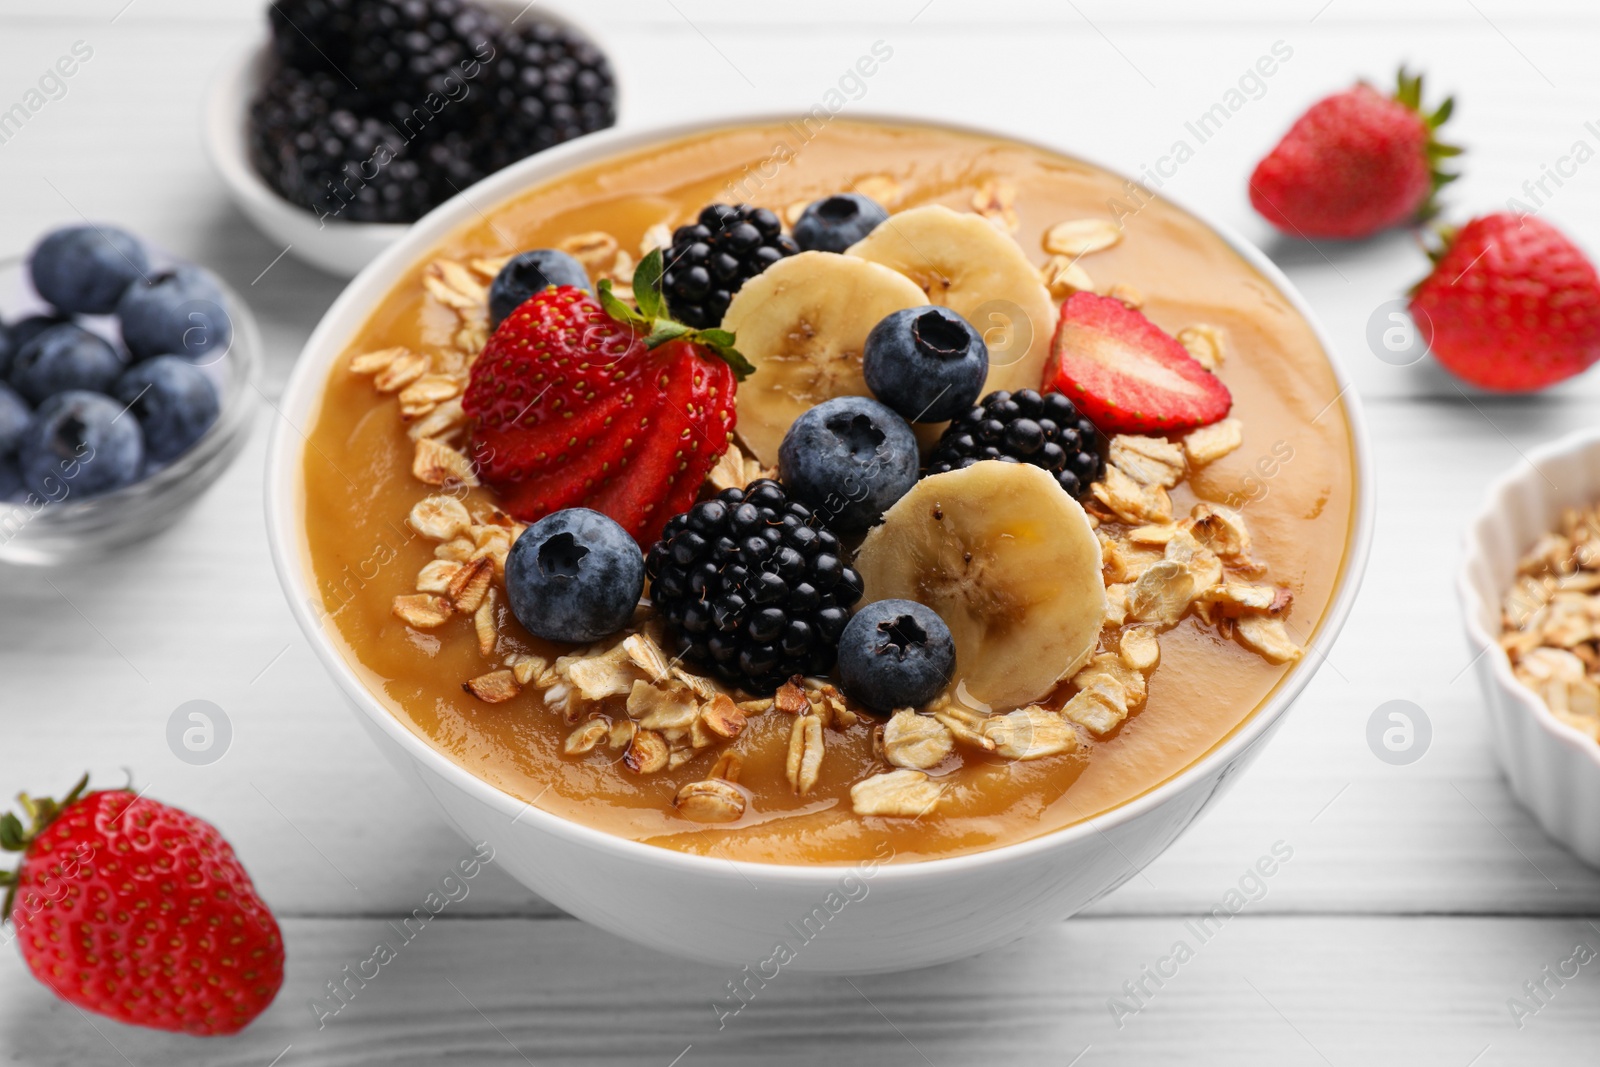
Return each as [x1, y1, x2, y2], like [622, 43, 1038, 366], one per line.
[643, 321, 691, 349]
[597, 278, 648, 329]
[0, 813, 22, 852]
[632, 248, 667, 321]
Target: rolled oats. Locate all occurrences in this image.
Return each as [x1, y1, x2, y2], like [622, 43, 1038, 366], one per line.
[624, 728, 670, 774]
[374, 349, 429, 393]
[1189, 503, 1253, 561]
[1105, 282, 1145, 309]
[674, 778, 747, 823]
[1183, 418, 1243, 467]
[416, 559, 464, 594]
[972, 180, 1020, 233]
[774, 679, 810, 716]
[699, 694, 747, 739]
[854, 174, 902, 207]
[566, 642, 639, 702]
[1176, 324, 1227, 371]
[850, 769, 943, 818]
[413, 437, 479, 487]
[564, 718, 610, 755]
[435, 535, 476, 562]
[349, 346, 406, 375]
[932, 704, 997, 752]
[1200, 581, 1291, 616]
[1042, 255, 1095, 300]
[464, 669, 520, 704]
[1063, 680, 1130, 736]
[883, 710, 954, 770]
[1092, 463, 1173, 524]
[447, 556, 493, 613]
[1164, 526, 1223, 592]
[1128, 560, 1196, 628]
[398, 374, 464, 419]
[473, 588, 497, 657]
[786, 715, 824, 795]
[1044, 217, 1121, 257]
[622, 631, 671, 682]
[559, 231, 619, 272]
[408, 397, 468, 442]
[984, 707, 1081, 760]
[628, 680, 701, 732]
[409, 495, 472, 541]
[1235, 615, 1305, 664]
[1109, 435, 1186, 489]
[393, 593, 453, 629]
[1119, 625, 1161, 672]
[641, 222, 674, 256]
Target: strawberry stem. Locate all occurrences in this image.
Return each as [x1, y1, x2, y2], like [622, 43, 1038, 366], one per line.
[1, 772, 91, 923]
[598, 249, 755, 380]
[1393, 66, 1462, 222]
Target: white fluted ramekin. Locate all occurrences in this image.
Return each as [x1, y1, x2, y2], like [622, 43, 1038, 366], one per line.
[1460, 428, 1600, 867]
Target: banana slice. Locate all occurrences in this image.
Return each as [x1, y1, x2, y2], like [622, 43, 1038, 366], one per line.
[722, 251, 927, 466]
[847, 204, 1057, 400]
[854, 461, 1105, 711]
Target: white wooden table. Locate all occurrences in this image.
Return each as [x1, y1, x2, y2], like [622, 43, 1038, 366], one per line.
[5, 2, 1600, 1062]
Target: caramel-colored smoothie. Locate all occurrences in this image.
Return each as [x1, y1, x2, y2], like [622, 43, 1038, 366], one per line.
[298, 120, 1357, 865]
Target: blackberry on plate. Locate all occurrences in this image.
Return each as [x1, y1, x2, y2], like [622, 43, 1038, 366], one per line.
[662, 205, 798, 329]
[646, 479, 864, 694]
[926, 389, 1105, 499]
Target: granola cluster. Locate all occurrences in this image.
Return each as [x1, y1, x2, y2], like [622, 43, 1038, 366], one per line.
[1499, 504, 1600, 742]
[342, 193, 1307, 825]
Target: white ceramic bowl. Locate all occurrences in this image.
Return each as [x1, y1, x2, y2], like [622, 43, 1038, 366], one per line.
[205, 2, 620, 278]
[265, 113, 1375, 973]
[1459, 429, 1600, 867]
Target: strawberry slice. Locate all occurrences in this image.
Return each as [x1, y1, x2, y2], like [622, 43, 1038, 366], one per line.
[463, 251, 749, 547]
[1045, 292, 1231, 434]
[585, 340, 735, 540]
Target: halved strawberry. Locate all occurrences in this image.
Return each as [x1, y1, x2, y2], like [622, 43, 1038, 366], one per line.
[1044, 292, 1231, 434]
[463, 251, 749, 547]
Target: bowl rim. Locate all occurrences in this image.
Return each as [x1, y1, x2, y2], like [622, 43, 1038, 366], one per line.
[265, 110, 1376, 884]
[1457, 426, 1600, 770]
[203, 0, 622, 240]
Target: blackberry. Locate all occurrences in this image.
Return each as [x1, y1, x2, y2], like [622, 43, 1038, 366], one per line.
[926, 389, 1105, 499]
[252, 0, 616, 225]
[646, 480, 864, 694]
[249, 75, 433, 223]
[662, 205, 799, 329]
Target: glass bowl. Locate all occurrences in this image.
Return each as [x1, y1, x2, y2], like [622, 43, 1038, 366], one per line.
[0, 254, 262, 565]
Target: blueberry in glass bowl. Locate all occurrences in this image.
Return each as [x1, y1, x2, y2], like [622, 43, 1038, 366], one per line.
[0, 224, 261, 565]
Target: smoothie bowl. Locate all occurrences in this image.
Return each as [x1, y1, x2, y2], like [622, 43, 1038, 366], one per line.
[266, 115, 1371, 972]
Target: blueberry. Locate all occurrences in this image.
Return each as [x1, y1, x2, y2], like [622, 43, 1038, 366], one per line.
[0, 458, 22, 502]
[8, 314, 69, 354]
[113, 356, 220, 463]
[791, 194, 889, 253]
[863, 307, 989, 423]
[777, 396, 918, 534]
[19, 390, 145, 501]
[0, 383, 30, 458]
[504, 508, 644, 643]
[29, 225, 150, 315]
[9, 324, 124, 405]
[116, 266, 233, 362]
[837, 599, 956, 713]
[488, 250, 591, 328]
[0, 321, 11, 380]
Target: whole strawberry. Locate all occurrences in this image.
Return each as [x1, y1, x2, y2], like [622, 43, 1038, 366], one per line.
[1, 777, 284, 1036]
[1410, 213, 1600, 391]
[1250, 69, 1460, 239]
[464, 248, 749, 547]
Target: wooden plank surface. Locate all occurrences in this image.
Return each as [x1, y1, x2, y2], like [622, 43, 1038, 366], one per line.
[5, 3, 1600, 1063]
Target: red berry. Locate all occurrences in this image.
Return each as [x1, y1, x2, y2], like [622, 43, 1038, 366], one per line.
[1410, 213, 1600, 392]
[1250, 70, 1458, 239]
[463, 284, 739, 547]
[4, 785, 283, 1036]
[1044, 292, 1231, 435]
